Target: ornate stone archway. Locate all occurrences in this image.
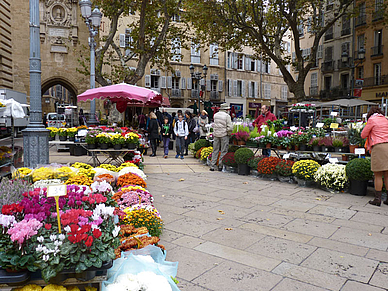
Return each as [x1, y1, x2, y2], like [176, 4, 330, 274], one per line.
[41, 76, 78, 104]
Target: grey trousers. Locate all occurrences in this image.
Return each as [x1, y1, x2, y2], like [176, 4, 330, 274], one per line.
[210, 135, 229, 170]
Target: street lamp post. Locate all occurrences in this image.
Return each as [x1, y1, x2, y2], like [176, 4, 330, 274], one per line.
[343, 48, 365, 99]
[79, 0, 102, 125]
[23, 0, 49, 168]
[189, 64, 208, 112]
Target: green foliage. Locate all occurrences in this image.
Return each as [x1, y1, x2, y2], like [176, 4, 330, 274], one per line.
[228, 145, 239, 152]
[247, 156, 264, 169]
[249, 126, 262, 139]
[234, 148, 254, 165]
[194, 139, 210, 152]
[222, 152, 237, 167]
[345, 158, 373, 181]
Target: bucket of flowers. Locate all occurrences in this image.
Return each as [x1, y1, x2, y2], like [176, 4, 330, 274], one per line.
[221, 152, 238, 173]
[292, 159, 320, 187]
[97, 133, 111, 149]
[247, 155, 264, 176]
[125, 132, 140, 149]
[58, 128, 68, 141]
[85, 130, 99, 149]
[257, 157, 281, 180]
[200, 146, 213, 162]
[275, 159, 295, 183]
[314, 163, 348, 193]
[47, 127, 59, 141]
[321, 136, 333, 152]
[67, 128, 78, 142]
[234, 148, 254, 175]
[111, 133, 125, 150]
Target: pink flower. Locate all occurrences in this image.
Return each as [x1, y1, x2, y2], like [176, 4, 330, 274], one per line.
[7, 218, 42, 246]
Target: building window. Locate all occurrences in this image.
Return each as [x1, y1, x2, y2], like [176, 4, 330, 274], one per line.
[172, 77, 179, 89]
[263, 61, 271, 74]
[237, 80, 242, 96]
[172, 14, 180, 22]
[281, 86, 288, 100]
[372, 30, 383, 56]
[191, 41, 200, 64]
[264, 83, 271, 99]
[374, 63, 381, 85]
[311, 73, 318, 87]
[237, 54, 243, 70]
[171, 38, 181, 62]
[357, 66, 364, 79]
[325, 26, 333, 41]
[341, 15, 351, 36]
[210, 43, 219, 66]
[324, 76, 332, 90]
[151, 76, 159, 89]
[341, 74, 349, 89]
[298, 23, 304, 37]
[211, 80, 217, 91]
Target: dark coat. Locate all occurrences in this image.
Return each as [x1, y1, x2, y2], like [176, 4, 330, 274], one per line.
[148, 119, 160, 139]
[161, 122, 173, 139]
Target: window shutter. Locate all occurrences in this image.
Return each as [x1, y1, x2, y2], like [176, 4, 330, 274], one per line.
[242, 80, 246, 97]
[257, 60, 261, 72]
[145, 75, 151, 87]
[254, 82, 258, 98]
[187, 77, 192, 89]
[161, 76, 166, 89]
[233, 80, 237, 97]
[181, 77, 186, 89]
[228, 79, 232, 96]
[119, 34, 125, 48]
[206, 80, 211, 91]
[218, 80, 223, 92]
[233, 53, 238, 69]
[317, 45, 323, 59]
[311, 72, 318, 87]
[200, 79, 205, 87]
[267, 62, 271, 74]
[245, 56, 250, 71]
[167, 76, 172, 88]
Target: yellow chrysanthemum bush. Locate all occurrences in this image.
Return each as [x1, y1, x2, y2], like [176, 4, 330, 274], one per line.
[200, 146, 213, 161]
[292, 160, 320, 181]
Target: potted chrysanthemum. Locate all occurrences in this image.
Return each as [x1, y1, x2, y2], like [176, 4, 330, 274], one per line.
[314, 163, 348, 192]
[292, 159, 320, 187]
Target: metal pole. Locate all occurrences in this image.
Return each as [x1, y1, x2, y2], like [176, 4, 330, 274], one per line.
[23, 0, 49, 168]
[87, 19, 98, 125]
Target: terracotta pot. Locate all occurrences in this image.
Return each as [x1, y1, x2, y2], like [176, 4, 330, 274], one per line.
[349, 144, 358, 154]
[341, 155, 349, 161]
[233, 140, 238, 145]
[266, 143, 271, 149]
[294, 145, 299, 151]
[277, 146, 282, 150]
[237, 140, 246, 145]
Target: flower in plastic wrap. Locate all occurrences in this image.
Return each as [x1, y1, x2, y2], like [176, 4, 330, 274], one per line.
[118, 167, 146, 180]
[32, 167, 54, 182]
[13, 167, 32, 179]
[106, 271, 172, 291]
[54, 166, 75, 181]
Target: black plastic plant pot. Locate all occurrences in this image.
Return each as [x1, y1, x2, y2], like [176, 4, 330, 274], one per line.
[349, 179, 368, 196]
[87, 143, 96, 149]
[128, 143, 136, 149]
[99, 143, 109, 150]
[238, 164, 251, 175]
[0, 268, 30, 286]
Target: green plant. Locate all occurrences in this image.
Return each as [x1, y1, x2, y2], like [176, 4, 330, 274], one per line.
[57, 128, 67, 137]
[332, 138, 343, 148]
[314, 163, 348, 191]
[348, 127, 365, 146]
[279, 137, 291, 148]
[345, 158, 373, 181]
[222, 152, 237, 167]
[249, 126, 262, 140]
[247, 155, 264, 169]
[292, 160, 321, 181]
[194, 139, 210, 152]
[228, 145, 239, 152]
[0, 178, 32, 208]
[234, 148, 254, 164]
[275, 160, 295, 176]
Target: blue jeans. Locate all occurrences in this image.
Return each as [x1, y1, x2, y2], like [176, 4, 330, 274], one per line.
[176, 136, 185, 156]
[163, 137, 170, 156]
[262, 148, 271, 157]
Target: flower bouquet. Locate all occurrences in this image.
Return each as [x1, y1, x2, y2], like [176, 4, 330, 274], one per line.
[292, 159, 320, 187]
[314, 163, 348, 192]
[117, 173, 147, 188]
[257, 157, 281, 179]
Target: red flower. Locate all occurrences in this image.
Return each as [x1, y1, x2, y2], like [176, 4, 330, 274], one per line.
[45, 223, 52, 230]
[92, 229, 102, 239]
[85, 236, 93, 247]
[68, 235, 77, 243]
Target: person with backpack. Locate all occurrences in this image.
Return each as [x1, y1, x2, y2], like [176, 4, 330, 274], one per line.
[148, 112, 160, 157]
[161, 116, 173, 159]
[173, 113, 188, 159]
[184, 111, 197, 155]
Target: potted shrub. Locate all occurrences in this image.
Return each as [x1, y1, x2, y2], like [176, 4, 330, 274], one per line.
[279, 137, 292, 151]
[348, 124, 365, 153]
[314, 163, 348, 192]
[247, 155, 264, 176]
[257, 157, 281, 180]
[235, 130, 249, 145]
[85, 130, 98, 149]
[111, 133, 125, 150]
[309, 137, 321, 152]
[222, 152, 238, 173]
[275, 159, 295, 183]
[58, 128, 68, 141]
[234, 148, 254, 175]
[292, 159, 320, 187]
[321, 136, 333, 152]
[345, 158, 373, 196]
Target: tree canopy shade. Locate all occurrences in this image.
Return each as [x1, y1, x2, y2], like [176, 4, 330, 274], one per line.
[79, 0, 190, 86]
[183, 0, 354, 101]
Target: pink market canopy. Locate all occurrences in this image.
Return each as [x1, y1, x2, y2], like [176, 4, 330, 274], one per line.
[77, 83, 163, 108]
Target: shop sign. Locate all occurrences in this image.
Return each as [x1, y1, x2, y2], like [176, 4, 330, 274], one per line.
[249, 102, 261, 108]
[376, 92, 388, 98]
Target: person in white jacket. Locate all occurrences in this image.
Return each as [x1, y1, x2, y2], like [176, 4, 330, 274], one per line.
[210, 103, 233, 171]
[173, 114, 189, 159]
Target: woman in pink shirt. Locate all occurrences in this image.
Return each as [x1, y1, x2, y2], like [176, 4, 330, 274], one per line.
[361, 107, 388, 206]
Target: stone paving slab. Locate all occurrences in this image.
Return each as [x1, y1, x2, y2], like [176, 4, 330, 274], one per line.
[341, 280, 387, 291]
[270, 207, 336, 223]
[164, 216, 221, 237]
[307, 204, 357, 219]
[191, 260, 282, 291]
[281, 218, 340, 238]
[240, 210, 295, 228]
[182, 209, 246, 228]
[369, 262, 388, 289]
[194, 241, 281, 271]
[366, 249, 388, 263]
[246, 236, 317, 264]
[307, 237, 369, 257]
[330, 218, 385, 233]
[272, 262, 346, 291]
[271, 199, 317, 212]
[350, 211, 388, 227]
[270, 278, 330, 291]
[301, 248, 379, 283]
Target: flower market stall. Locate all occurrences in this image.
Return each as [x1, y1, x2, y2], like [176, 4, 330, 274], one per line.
[0, 157, 180, 291]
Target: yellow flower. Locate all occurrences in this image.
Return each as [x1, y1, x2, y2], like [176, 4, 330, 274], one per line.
[42, 285, 67, 291]
[15, 284, 42, 291]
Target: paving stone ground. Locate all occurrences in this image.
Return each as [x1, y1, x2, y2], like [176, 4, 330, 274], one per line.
[44, 143, 388, 290]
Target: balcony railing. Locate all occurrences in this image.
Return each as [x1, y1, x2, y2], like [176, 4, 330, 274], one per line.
[355, 15, 366, 27]
[341, 27, 351, 36]
[320, 86, 348, 100]
[371, 45, 384, 57]
[322, 61, 334, 72]
[210, 91, 220, 100]
[309, 86, 319, 96]
[363, 75, 388, 87]
[324, 33, 333, 41]
[191, 90, 199, 98]
[373, 9, 384, 21]
[338, 58, 352, 70]
[151, 87, 161, 93]
[171, 89, 182, 98]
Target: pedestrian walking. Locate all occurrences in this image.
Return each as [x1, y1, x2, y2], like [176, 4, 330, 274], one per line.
[148, 112, 160, 157]
[199, 110, 209, 139]
[161, 116, 173, 158]
[210, 103, 233, 171]
[361, 107, 388, 206]
[185, 111, 197, 155]
[173, 113, 188, 159]
[253, 104, 277, 157]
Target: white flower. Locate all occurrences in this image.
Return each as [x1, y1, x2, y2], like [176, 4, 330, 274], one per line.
[50, 234, 57, 241]
[112, 225, 121, 237]
[36, 244, 44, 252]
[43, 255, 50, 261]
[64, 226, 71, 233]
[37, 236, 44, 243]
[54, 240, 62, 247]
[92, 203, 115, 220]
[58, 234, 65, 241]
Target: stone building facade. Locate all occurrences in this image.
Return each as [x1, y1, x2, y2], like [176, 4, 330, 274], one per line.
[0, 0, 13, 89]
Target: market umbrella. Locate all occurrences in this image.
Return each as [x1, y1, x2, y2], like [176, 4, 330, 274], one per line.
[77, 83, 162, 106]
